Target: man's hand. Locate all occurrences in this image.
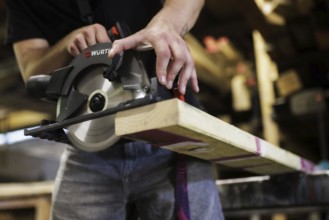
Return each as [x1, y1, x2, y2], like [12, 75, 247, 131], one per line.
[67, 23, 110, 56]
[108, 0, 205, 95]
[13, 23, 111, 83]
[108, 21, 199, 95]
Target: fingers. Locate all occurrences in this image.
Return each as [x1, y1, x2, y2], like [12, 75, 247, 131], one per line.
[163, 38, 199, 95]
[152, 40, 171, 87]
[108, 33, 172, 88]
[108, 33, 143, 58]
[94, 23, 110, 43]
[68, 42, 80, 57]
[72, 33, 88, 55]
[178, 63, 199, 94]
[176, 43, 199, 94]
[67, 23, 110, 56]
[166, 40, 186, 90]
[107, 27, 199, 95]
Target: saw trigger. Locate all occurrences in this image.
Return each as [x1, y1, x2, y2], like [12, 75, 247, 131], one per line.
[103, 53, 123, 82]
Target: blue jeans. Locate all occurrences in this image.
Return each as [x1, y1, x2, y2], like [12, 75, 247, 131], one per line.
[51, 141, 224, 220]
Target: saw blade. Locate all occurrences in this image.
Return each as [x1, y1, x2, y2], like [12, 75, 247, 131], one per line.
[61, 65, 145, 152]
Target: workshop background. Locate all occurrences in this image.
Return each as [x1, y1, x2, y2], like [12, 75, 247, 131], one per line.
[1, 0, 329, 220]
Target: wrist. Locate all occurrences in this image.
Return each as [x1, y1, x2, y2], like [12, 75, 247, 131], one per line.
[158, 0, 204, 36]
[148, 12, 188, 38]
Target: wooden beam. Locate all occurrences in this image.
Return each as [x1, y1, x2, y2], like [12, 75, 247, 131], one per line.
[232, 0, 280, 40]
[254, 0, 286, 25]
[115, 98, 314, 175]
[0, 181, 53, 220]
[253, 30, 280, 146]
[0, 110, 52, 133]
[0, 181, 53, 199]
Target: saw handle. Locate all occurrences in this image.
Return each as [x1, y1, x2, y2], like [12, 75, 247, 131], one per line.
[26, 75, 51, 99]
[103, 53, 123, 81]
[108, 22, 131, 41]
[108, 22, 153, 51]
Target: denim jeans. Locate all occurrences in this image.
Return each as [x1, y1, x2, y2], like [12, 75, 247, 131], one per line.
[51, 141, 224, 220]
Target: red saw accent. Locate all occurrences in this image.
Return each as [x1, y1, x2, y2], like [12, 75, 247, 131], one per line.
[173, 88, 185, 102]
[111, 26, 119, 37]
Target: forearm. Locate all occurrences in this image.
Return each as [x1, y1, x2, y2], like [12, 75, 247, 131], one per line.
[154, 0, 205, 36]
[14, 37, 73, 83]
[14, 24, 109, 83]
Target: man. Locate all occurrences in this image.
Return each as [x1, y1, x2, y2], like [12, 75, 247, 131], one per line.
[5, 0, 224, 219]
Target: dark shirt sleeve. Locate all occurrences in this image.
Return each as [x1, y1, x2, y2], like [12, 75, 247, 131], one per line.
[5, 0, 163, 46]
[5, 0, 45, 45]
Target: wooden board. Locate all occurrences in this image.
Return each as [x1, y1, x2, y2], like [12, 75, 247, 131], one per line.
[0, 181, 53, 220]
[115, 98, 315, 175]
[0, 181, 53, 199]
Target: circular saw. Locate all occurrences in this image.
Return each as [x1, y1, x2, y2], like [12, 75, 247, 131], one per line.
[24, 22, 161, 152]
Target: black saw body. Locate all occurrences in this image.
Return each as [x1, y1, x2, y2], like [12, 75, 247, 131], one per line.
[25, 41, 161, 151]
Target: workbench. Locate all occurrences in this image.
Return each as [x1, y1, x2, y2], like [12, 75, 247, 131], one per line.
[217, 170, 329, 219]
[0, 181, 53, 220]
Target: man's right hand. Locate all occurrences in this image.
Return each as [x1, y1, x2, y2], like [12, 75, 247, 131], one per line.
[13, 23, 111, 83]
[67, 23, 111, 56]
